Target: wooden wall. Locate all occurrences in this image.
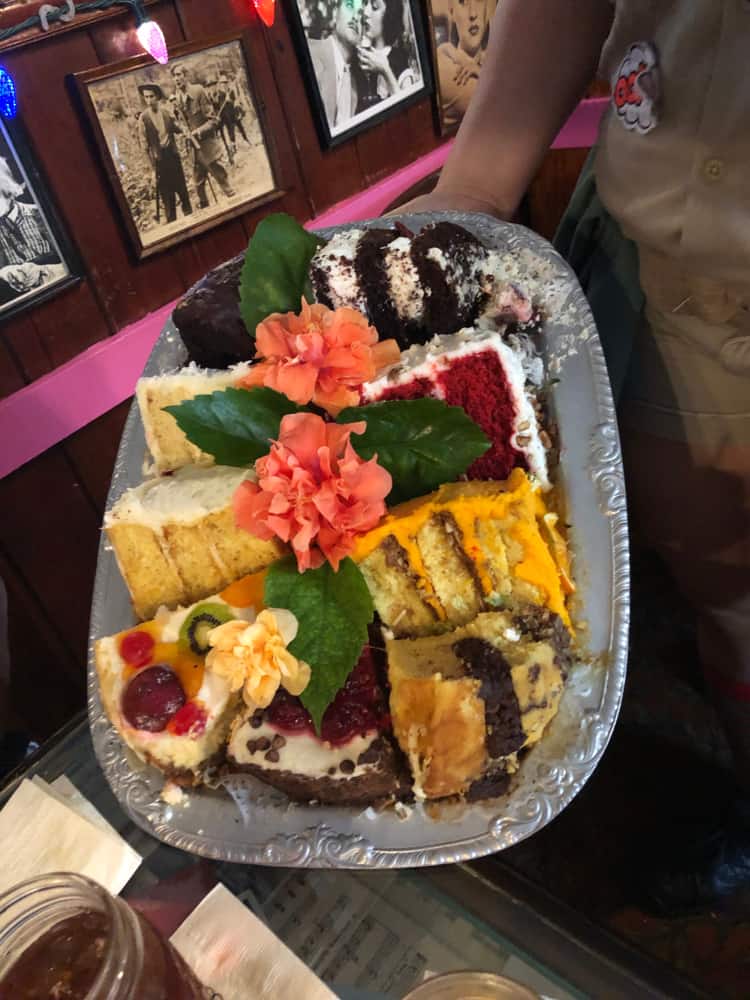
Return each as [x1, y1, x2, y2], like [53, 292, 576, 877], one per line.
[0, 0, 593, 739]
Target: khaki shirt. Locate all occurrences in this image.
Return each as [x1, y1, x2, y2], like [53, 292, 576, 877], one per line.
[596, 0, 750, 288]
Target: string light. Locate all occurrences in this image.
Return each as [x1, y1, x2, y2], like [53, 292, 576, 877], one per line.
[134, 18, 169, 65]
[250, 0, 276, 28]
[0, 66, 17, 119]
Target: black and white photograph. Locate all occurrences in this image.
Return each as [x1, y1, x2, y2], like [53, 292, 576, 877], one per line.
[428, 0, 497, 134]
[289, 0, 432, 147]
[0, 118, 79, 320]
[76, 36, 283, 258]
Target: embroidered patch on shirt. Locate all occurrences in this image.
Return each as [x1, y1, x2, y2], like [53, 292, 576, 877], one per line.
[612, 41, 660, 134]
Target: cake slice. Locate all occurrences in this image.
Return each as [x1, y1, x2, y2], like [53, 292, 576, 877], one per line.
[136, 362, 250, 474]
[104, 465, 284, 620]
[352, 469, 572, 638]
[309, 222, 491, 349]
[225, 645, 410, 805]
[172, 254, 250, 369]
[387, 608, 570, 800]
[361, 327, 549, 487]
[95, 573, 268, 785]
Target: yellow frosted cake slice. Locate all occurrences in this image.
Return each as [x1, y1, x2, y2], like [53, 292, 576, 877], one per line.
[387, 608, 570, 800]
[353, 468, 572, 638]
[104, 465, 284, 619]
[136, 362, 250, 474]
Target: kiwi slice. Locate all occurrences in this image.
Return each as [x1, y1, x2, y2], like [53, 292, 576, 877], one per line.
[179, 602, 234, 656]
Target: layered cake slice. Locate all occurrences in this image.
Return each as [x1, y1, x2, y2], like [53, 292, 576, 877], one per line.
[387, 608, 571, 800]
[136, 362, 250, 474]
[95, 574, 268, 785]
[225, 645, 409, 805]
[172, 254, 250, 369]
[309, 222, 492, 349]
[353, 469, 572, 638]
[362, 327, 549, 487]
[105, 466, 284, 619]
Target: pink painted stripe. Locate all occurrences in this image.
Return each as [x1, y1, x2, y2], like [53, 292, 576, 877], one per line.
[0, 98, 607, 478]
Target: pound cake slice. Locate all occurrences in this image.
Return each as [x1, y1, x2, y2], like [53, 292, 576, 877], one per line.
[105, 466, 284, 619]
[95, 574, 268, 785]
[225, 645, 409, 805]
[387, 608, 571, 800]
[353, 468, 572, 638]
[136, 362, 250, 474]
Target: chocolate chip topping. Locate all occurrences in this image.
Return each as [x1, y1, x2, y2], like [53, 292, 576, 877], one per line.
[357, 739, 383, 766]
[264, 749, 280, 763]
[256, 737, 271, 752]
[272, 734, 286, 749]
[246, 739, 257, 755]
[339, 759, 355, 775]
[453, 637, 525, 759]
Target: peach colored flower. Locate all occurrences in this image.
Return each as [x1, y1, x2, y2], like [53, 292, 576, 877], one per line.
[237, 298, 400, 416]
[233, 412, 391, 572]
[206, 609, 310, 709]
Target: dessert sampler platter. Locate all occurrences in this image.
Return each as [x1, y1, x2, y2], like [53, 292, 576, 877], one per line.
[88, 211, 629, 868]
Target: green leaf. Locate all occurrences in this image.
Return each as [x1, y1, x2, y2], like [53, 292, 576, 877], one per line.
[239, 213, 323, 337]
[164, 387, 304, 467]
[338, 398, 491, 504]
[264, 556, 374, 734]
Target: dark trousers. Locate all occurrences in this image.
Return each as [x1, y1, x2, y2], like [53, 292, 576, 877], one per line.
[157, 147, 192, 222]
[221, 110, 249, 147]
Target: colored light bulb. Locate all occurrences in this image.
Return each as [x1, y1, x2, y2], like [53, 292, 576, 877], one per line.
[0, 67, 17, 119]
[136, 20, 169, 65]
[252, 0, 276, 27]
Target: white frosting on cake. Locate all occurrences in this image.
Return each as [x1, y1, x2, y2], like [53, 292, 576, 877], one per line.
[228, 718, 379, 781]
[104, 465, 253, 531]
[312, 228, 368, 313]
[362, 327, 550, 490]
[384, 236, 424, 321]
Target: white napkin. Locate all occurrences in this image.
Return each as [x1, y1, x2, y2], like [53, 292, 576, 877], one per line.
[170, 883, 337, 1000]
[0, 778, 141, 896]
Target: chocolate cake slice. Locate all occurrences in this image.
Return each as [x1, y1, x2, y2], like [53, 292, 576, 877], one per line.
[172, 254, 249, 369]
[225, 646, 410, 805]
[310, 222, 491, 349]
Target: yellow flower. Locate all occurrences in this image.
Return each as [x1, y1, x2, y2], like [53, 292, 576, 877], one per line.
[205, 609, 311, 710]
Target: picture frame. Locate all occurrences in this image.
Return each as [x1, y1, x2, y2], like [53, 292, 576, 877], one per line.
[74, 31, 288, 260]
[0, 117, 81, 322]
[426, 0, 496, 135]
[286, 0, 433, 149]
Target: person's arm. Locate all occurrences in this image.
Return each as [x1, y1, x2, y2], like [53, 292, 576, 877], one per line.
[403, 0, 613, 218]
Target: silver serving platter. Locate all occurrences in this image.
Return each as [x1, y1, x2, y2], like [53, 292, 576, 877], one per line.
[88, 212, 629, 868]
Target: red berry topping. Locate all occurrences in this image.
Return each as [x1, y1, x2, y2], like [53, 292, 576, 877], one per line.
[122, 665, 185, 732]
[167, 702, 208, 737]
[120, 630, 155, 668]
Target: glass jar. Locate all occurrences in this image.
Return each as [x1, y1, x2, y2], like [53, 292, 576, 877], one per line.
[401, 970, 541, 1000]
[0, 872, 217, 999]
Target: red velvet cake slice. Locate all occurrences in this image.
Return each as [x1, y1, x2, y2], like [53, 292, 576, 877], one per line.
[225, 646, 409, 805]
[362, 328, 550, 488]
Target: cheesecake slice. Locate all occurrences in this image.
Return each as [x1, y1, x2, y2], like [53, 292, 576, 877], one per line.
[387, 608, 571, 800]
[105, 465, 284, 620]
[95, 574, 268, 785]
[225, 646, 410, 805]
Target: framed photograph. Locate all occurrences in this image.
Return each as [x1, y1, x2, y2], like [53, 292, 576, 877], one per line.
[75, 33, 286, 259]
[0, 117, 80, 321]
[427, 0, 496, 135]
[287, 0, 433, 149]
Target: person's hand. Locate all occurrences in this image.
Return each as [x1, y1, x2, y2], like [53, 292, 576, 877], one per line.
[357, 44, 391, 77]
[0, 262, 44, 293]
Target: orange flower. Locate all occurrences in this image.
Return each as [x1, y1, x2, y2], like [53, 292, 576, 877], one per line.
[233, 412, 391, 572]
[237, 299, 400, 415]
